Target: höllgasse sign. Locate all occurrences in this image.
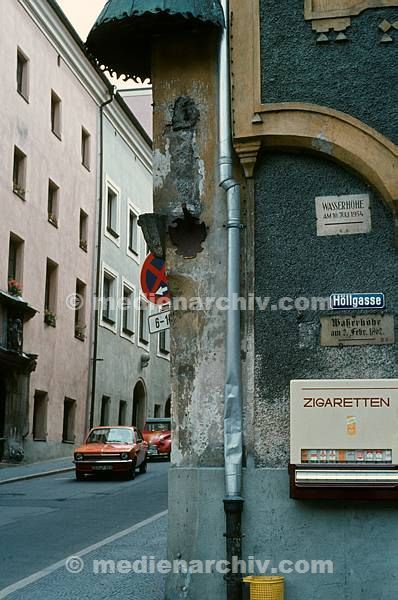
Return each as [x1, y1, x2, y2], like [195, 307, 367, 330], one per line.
[330, 293, 385, 310]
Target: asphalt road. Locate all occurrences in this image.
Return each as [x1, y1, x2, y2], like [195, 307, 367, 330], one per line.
[0, 461, 169, 599]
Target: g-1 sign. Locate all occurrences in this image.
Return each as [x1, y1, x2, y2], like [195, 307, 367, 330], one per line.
[148, 311, 170, 334]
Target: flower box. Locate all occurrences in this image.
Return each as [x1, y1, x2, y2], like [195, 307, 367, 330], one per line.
[8, 279, 23, 297]
[75, 325, 86, 341]
[44, 310, 56, 327]
[13, 184, 26, 198]
[48, 213, 58, 227]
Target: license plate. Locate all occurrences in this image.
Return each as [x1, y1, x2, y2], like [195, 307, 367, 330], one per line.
[92, 465, 113, 471]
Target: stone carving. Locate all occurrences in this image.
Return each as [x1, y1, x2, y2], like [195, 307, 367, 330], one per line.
[7, 318, 23, 353]
[305, 0, 398, 40]
[378, 18, 398, 41]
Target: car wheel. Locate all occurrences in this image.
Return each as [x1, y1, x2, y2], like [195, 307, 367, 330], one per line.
[139, 457, 147, 474]
[75, 471, 85, 481]
[127, 460, 137, 480]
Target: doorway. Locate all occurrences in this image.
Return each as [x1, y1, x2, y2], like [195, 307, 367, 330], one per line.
[165, 396, 171, 418]
[132, 381, 146, 430]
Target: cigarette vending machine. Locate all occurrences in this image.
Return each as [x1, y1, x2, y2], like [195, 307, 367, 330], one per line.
[289, 379, 398, 500]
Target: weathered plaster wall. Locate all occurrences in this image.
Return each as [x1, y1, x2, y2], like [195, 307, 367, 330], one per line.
[167, 468, 225, 600]
[243, 467, 398, 600]
[254, 151, 398, 467]
[260, 1, 398, 143]
[152, 29, 229, 600]
[169, 464, 398, 600]
[152, 31, 227, 468]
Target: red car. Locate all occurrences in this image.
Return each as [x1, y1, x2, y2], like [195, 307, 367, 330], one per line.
[74, 426, 148, 480]
[143, 418, 171, 460]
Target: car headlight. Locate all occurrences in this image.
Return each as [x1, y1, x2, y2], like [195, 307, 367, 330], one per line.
[75, 453, 83, 461]
[121, 452, 129, 460]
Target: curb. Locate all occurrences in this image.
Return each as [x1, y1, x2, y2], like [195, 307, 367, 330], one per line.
[0, 466, 74, 485]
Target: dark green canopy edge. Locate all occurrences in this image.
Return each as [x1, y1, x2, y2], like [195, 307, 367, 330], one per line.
[86, 0, 225, 82]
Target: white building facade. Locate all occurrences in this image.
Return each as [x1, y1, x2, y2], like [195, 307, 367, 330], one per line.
[93, 106, 171, 431]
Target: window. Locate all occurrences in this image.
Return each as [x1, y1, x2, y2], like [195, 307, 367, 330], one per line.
[62, 398, 76, 443]
[47, 180, 59, 227]
[81, 128, 90, 169]
[33, 391, 48, 441]
[74, 279, 86, 341]
[159, 328, 170, 356]
[139, 298, 149, 345]
[106, 186, 119, 238]
[118, 401, 127, 426]
[154, 404, 161, 418]
[102, 270, 116, 325]
[100, 396, 111, 426]
[128, 207, 138, 255]
[44, 258, 58, 326]
[8, 234, 24, 285]
[79, 210, 88, 252]
[16, 49, 29, 100]
[13, 146, 26, 198]
[51, 91, 62, 138]
[122, 285, 135, 336]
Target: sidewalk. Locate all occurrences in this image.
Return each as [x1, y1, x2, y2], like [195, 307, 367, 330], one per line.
[0, 456, 74, 485]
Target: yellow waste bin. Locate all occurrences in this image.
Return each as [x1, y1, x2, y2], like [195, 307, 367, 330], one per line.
[243, 576, 284, 600]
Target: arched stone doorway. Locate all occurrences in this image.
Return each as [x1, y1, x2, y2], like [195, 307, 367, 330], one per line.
[132, 380, 146, 430]
[165, 396, 171, 418]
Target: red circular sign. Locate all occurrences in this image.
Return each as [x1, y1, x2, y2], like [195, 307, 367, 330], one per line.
[140, 253, 170, 305]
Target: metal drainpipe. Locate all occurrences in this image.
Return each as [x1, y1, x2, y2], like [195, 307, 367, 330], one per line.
[219, 2, 244, 599]
[89, 86, 115, 429]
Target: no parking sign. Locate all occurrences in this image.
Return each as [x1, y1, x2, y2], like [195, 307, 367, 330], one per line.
[140, 253, 170, 305]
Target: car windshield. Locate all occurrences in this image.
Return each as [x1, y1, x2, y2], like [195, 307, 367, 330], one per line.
[145, 422, 170, 432]
[87, 428, 134, 444]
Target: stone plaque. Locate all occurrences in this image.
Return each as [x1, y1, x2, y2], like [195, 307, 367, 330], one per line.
[320, 314, 395, 346]
[315, 193, 371, 236]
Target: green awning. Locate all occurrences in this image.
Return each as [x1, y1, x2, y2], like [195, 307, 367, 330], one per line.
[86, 0, 225, 82]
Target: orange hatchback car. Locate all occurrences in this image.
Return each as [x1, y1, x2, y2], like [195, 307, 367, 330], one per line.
[74, 426, 148, 481]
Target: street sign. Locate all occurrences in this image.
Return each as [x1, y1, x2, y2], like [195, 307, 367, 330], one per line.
[330, 293, 385, 310]
[140, 253, 170, 305]
[148, 310, 171, 334]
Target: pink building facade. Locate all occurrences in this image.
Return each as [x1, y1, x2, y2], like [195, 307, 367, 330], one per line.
[0, 0, 169, 464]
[0, 0, 98, 462]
